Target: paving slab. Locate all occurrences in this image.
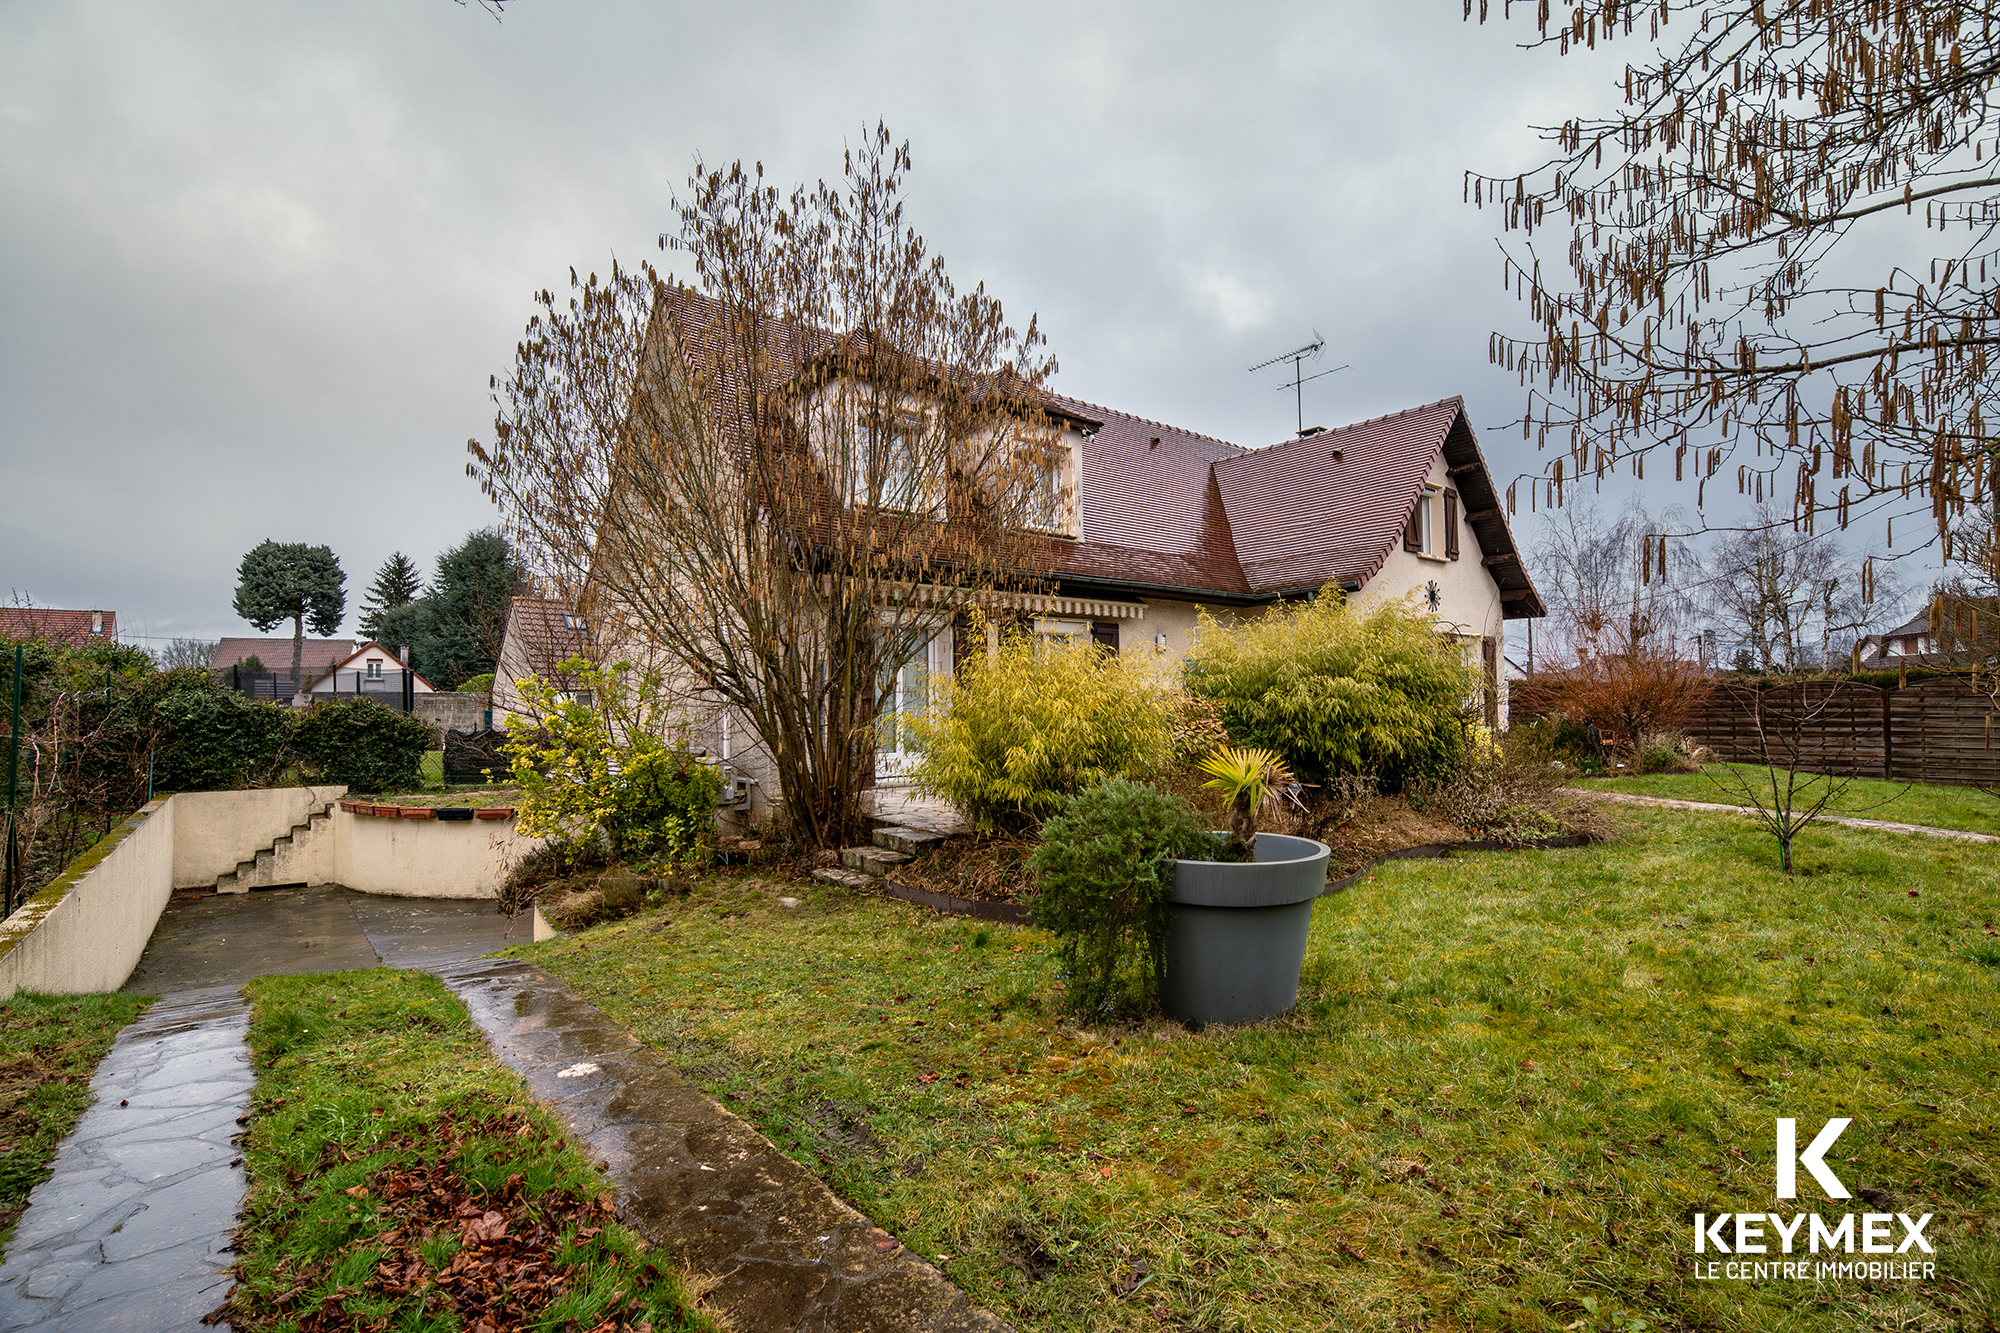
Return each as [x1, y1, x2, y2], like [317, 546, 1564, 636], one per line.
[0, 988, 250, 1332]
[433, 955, 1010, 1333]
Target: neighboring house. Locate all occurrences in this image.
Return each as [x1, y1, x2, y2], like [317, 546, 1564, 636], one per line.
[492, 598, 599, 722]
[211, 637, 356, 701]
[0, 607, 116, 646]
[1855, 609, 1940, 665]
[298, 642, 435, 700]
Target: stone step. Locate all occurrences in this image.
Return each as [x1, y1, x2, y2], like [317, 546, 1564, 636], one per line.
[839, 846, 910, 878]
[871, 825, 944, 856]
[810, 867, 877, 890]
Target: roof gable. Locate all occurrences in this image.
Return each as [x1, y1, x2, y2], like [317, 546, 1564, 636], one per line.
[1213, 400, 1461, 595]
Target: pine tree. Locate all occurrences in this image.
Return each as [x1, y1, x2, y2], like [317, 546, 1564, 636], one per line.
[358, 552, 423, 641]
[232, 541, 346, 688]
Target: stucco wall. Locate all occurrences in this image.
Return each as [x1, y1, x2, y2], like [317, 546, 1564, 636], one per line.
[415, 691, 489, 741]
[0, 798, 175, 1000]
[171, 785, 346, 889]
[331, 811, 542, 899]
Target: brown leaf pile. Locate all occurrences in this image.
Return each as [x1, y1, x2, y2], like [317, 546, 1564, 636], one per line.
[218, 1109, 664, 1333]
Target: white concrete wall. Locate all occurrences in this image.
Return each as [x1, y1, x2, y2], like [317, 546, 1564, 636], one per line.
[331, 811, 541, 899]
[0, 798, 175, 1000]
[171, 785, 346, 889]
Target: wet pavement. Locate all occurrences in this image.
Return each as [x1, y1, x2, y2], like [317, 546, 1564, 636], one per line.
[0, 886, 1006, 1332]
[436, 956, 1007, 1332]
[0, 988, 250, 1331]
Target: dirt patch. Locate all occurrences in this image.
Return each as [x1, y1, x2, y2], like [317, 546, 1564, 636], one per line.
[893, 832, 1036, 904]
[1311, 797, 1469, 877]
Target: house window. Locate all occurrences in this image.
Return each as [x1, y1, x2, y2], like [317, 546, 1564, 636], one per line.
[562, 614, 588, 632]
[1406, 488, 1440, 556]
[853, 414, 924, 510]
[365, 659, 383, 680]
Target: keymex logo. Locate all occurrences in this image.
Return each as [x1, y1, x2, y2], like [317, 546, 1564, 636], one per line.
[1689, 1118, 1935, 1284]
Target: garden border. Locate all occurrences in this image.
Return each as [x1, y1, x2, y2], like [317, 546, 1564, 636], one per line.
[881, 832, 1599, 924]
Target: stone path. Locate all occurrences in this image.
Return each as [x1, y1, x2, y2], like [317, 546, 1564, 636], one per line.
[0, 987, 250, 1331]
[1578, 788, 2000, 842]
[434, 956, 1005, 1333]
[0, 885, 1009, 1332]
[0, 887, 520, 1332]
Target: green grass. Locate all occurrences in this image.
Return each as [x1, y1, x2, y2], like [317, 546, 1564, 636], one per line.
[1576, 763, 2000, 834]
[521, 812, 2000, 1332]
[223, 969, 709, 1332]
[0, 991, 149, 1255]
[420, 749, 445, 788]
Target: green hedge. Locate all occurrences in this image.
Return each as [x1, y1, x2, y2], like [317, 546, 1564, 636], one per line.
[290, 699, 437, 792]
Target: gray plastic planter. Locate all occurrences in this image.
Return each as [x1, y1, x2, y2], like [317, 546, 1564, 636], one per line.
[1161, 832, 1331, 1025]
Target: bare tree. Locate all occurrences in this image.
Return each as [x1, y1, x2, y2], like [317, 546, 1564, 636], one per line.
[1471, 1, 2000, 565]
[1705, 507, 1902, 671]
[470, 127, 1062, 849]
[1704, 678, 1900, 872]
[1529, 502, 1700, 661]
[153, 639, 217, 671]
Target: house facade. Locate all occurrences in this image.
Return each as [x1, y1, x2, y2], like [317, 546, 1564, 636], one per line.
[298, 642, 435, 701]
[0, 607, 117, 646]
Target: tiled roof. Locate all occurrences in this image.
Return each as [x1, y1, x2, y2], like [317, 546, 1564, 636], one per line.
[211, 638, 355, 675]
[500, 598, 595, 675]
[648, 287, 1543, 616]
[0, 608, 116, 646]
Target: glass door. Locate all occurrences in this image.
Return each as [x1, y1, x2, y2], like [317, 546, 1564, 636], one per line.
[875, 631, 942, 780]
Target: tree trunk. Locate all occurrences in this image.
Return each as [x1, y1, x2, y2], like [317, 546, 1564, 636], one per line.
[290, 615, 305, 698]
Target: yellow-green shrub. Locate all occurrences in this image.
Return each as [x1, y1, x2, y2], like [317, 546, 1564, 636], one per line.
[1183, 591, 1476, 790]
[907, 634, 1181, 831]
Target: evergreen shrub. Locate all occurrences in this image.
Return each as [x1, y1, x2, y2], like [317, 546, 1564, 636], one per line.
[1026, 779, 1215, 1017]
[290, 698, 437, 792]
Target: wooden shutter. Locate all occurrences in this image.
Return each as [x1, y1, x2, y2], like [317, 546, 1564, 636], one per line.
[1404, 496, 1424, 551]
[1444, 489, 1460, 559]
[1090, 621, 1120, 655]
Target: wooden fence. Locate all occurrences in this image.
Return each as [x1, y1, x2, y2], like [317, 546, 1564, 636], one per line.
[1681, 678, 2000, 786]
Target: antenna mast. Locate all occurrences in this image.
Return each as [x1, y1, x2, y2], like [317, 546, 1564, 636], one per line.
[1249, 334, 1347, 436]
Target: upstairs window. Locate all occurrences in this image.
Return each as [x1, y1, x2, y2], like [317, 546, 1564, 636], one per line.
[365, 659, 383, 680]
[852, 413, 925, 511]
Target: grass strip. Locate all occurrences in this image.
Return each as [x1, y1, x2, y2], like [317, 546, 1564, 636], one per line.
[220, 968, 710, 1333]
[0, 990, 149, 1255]
[524, 810, 2000, 1332]
[1575, 763, 2000, 834]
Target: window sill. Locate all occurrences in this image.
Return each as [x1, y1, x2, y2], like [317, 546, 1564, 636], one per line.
[1416, 551, 1452, 564]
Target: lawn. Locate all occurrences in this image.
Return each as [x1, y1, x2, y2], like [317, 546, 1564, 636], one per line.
[219, 968, 709, 1332]
[521, 809, 2000, 1332]
[0, 991, 149, 1255]
[1574, 764, 2000, 835]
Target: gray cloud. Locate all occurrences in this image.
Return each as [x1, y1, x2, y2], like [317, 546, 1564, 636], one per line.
[2, 0, 1653, 649]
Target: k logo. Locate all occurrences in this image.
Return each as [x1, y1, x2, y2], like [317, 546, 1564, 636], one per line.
[1776, 1118, 1852, 1200]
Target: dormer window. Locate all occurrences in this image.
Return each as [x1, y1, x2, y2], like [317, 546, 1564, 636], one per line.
[852, 413, 925, 511]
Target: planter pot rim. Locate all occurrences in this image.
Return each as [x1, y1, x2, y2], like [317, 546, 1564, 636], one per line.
[1167, 832, 1330, 908]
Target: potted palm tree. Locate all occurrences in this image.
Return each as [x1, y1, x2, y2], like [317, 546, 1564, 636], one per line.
[1162, 747, 1330, 1024]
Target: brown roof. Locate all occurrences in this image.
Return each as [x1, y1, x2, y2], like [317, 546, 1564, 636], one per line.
[0, 608, 117, 646]
[648, 287, 1543, 616]
[1052, 395, 1545, 616]
[500, 598, 596, 677]
[211, 637, 356, 675]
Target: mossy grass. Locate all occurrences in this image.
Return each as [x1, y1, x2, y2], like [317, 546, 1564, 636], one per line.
[224, 968, 709, 1332]
[521, 812, 2000, 1331]
[1576, 762, 2000, 834]
[0, 991, 149, 1256]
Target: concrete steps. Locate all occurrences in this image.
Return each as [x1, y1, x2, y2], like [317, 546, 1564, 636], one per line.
[806, 823, 944, 889]
[215, 799, 339, 893]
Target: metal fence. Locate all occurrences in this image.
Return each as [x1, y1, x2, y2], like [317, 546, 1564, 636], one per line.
[225, 666, 417, 711]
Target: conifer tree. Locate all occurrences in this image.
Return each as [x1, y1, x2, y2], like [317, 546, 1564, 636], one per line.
[231, 541, 346, 688]
[358, 552, 423, 641]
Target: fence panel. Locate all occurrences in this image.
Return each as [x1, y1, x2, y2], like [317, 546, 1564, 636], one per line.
[1677, 677, 2000, 787]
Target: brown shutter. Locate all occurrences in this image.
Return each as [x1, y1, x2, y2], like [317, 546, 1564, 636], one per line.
[1404, 497, 1423, 552]
[1445, 489, 1460, 560]
[1090, 621, 1119, 655]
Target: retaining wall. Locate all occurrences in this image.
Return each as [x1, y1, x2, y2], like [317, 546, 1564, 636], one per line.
[0, 799, 176, 1001]
[332, 807, 540, 898]
[172, 785, 346, 888]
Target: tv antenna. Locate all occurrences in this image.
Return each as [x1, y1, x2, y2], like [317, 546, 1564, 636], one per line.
[1248, 335, 1347, 437]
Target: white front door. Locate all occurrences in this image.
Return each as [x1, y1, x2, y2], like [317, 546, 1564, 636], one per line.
[876, 631, 944, 780]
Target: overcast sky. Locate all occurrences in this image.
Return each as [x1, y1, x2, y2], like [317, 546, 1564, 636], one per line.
[4, 1, 1673, 651]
